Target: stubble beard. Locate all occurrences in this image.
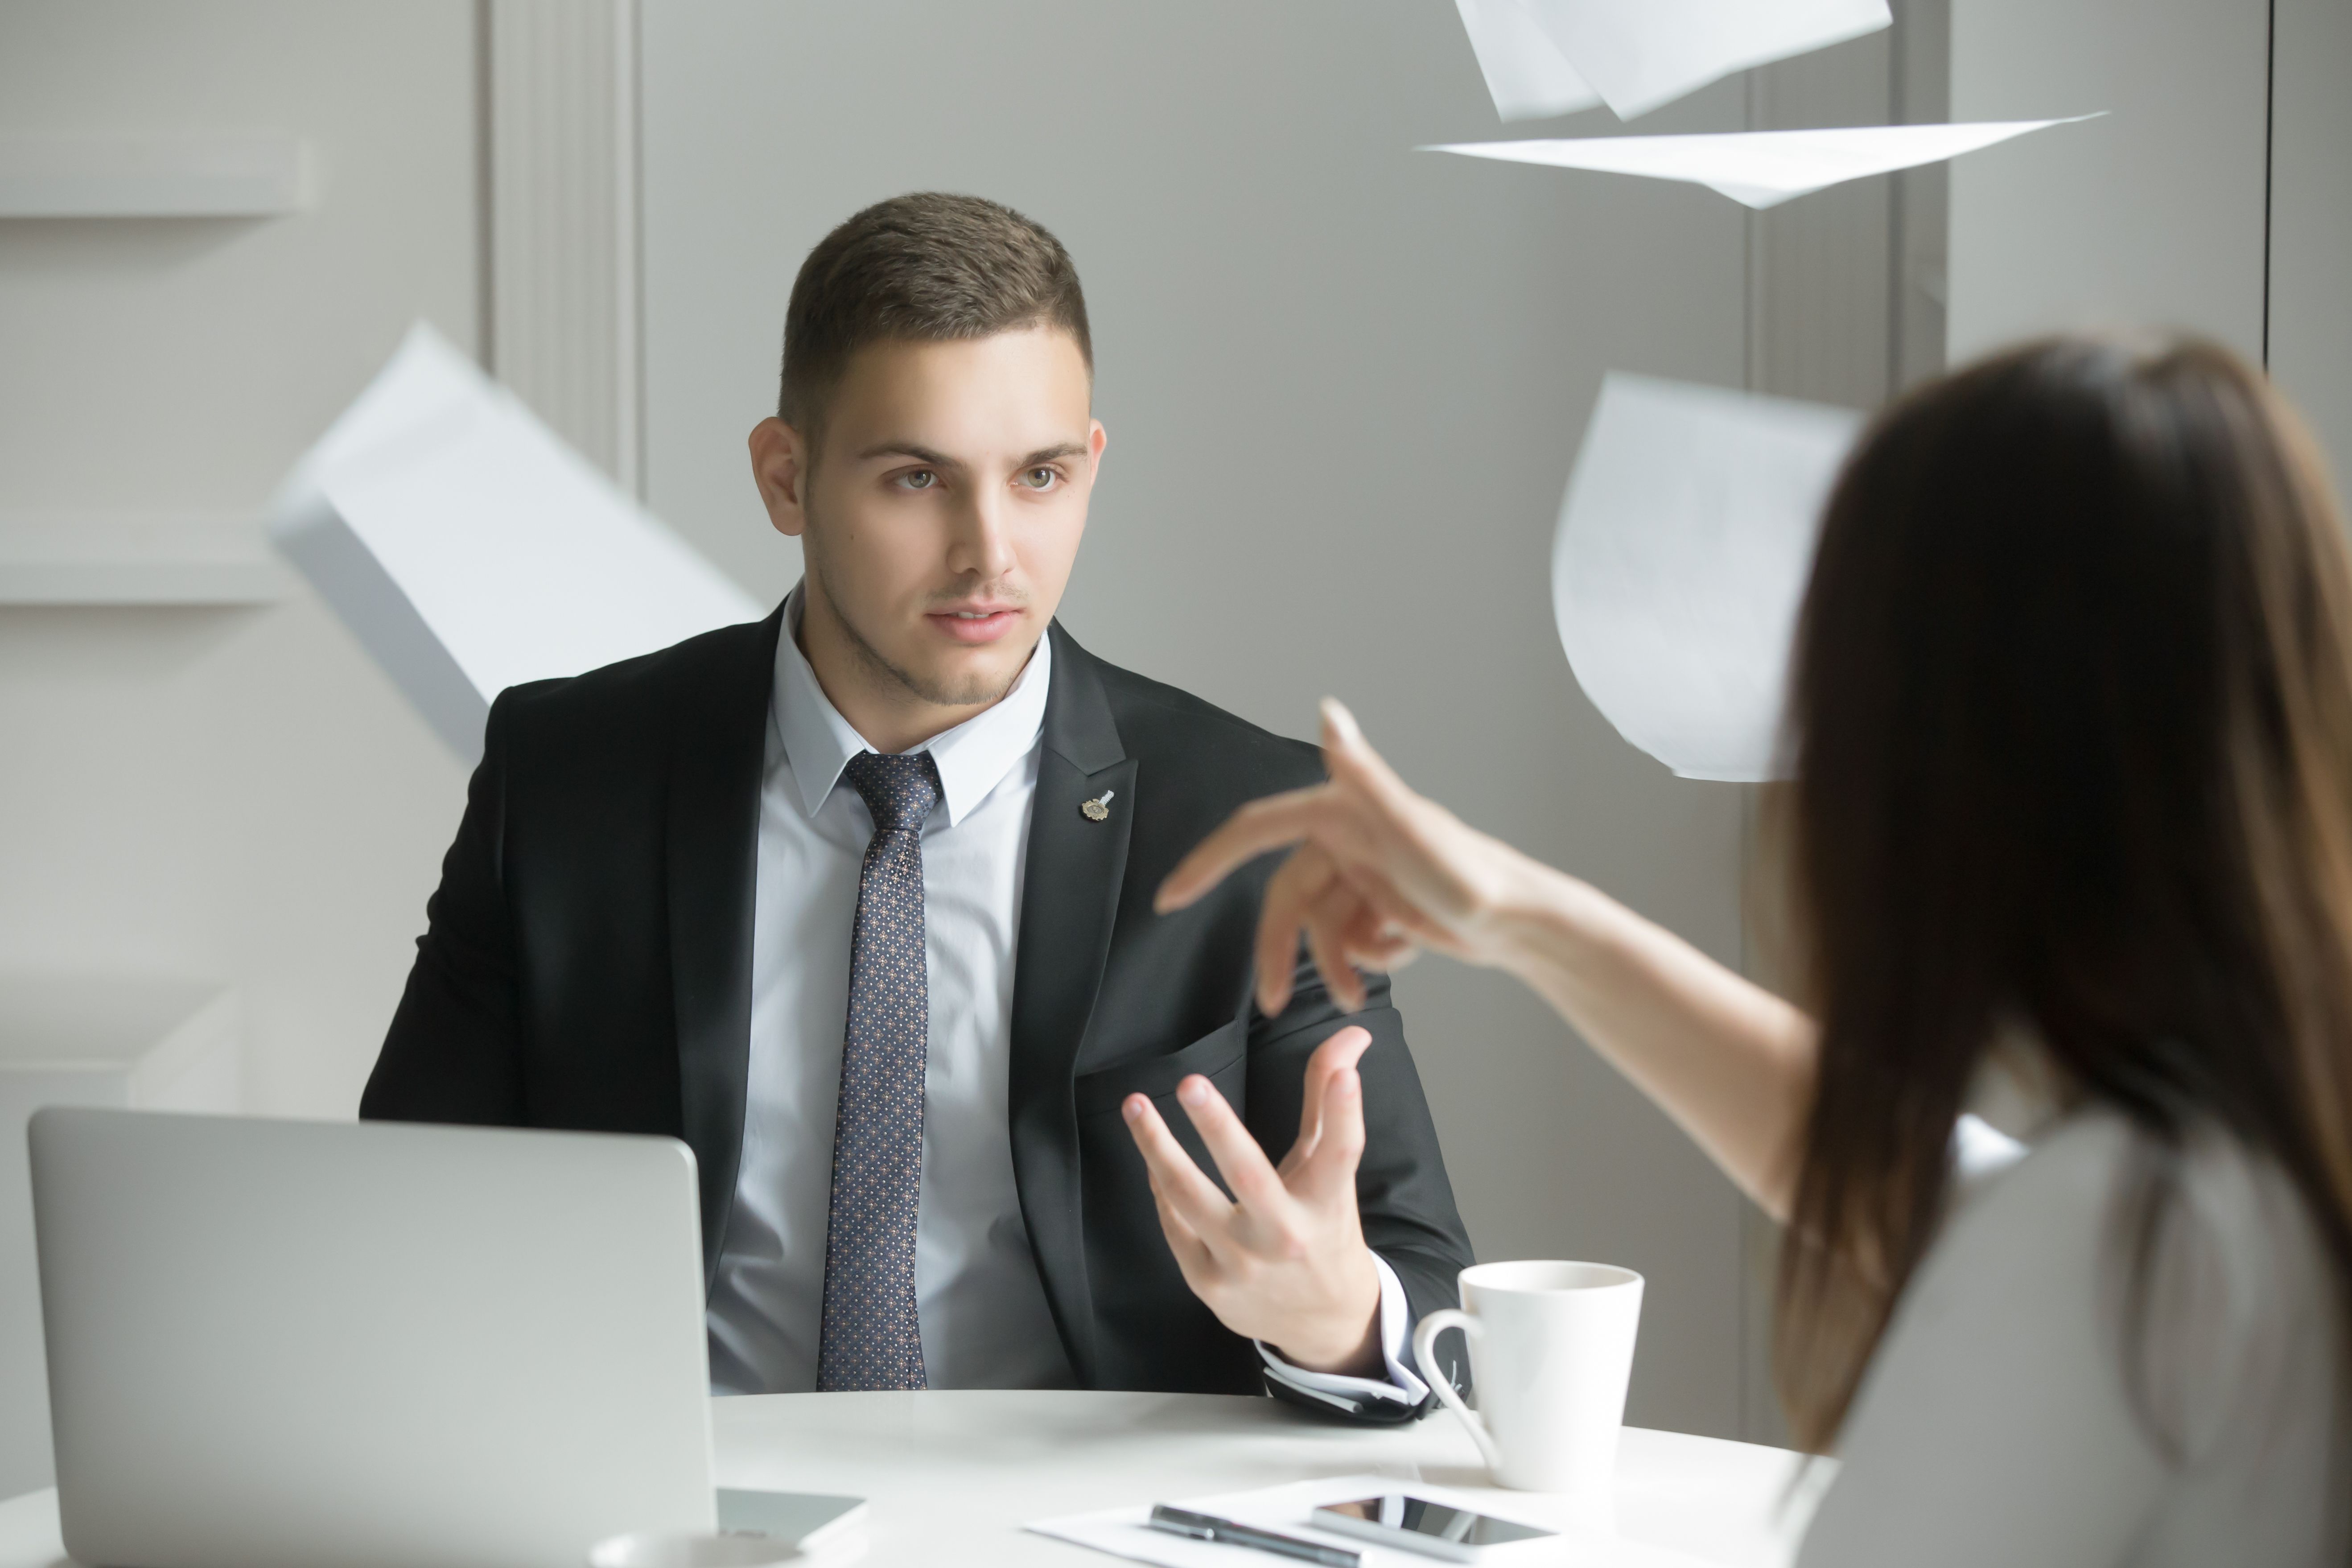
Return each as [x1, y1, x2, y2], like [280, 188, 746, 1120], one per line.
[803, 522, 1025, 712]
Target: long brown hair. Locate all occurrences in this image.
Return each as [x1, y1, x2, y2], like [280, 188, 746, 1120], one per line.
[1774, 334, 2352, 1453]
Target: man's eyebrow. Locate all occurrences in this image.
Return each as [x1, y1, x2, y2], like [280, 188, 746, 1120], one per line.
[1018, 442, 1091, 465]
[854, 441, 964, 468]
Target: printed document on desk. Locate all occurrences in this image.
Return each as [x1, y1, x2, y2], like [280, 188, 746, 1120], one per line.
[1029, 1472, 1713, 1567]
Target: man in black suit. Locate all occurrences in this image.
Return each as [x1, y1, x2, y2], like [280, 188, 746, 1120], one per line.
[362, 193, 1471, 1419]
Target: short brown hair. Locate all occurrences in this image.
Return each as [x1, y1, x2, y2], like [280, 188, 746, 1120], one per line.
[777, 192, 1092, 438]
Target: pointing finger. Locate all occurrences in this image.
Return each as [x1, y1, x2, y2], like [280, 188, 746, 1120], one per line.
[1154, 788, 1328, 913]
[1295, 881, 1368, 1013]
[1302, 887, 1369, 1017]
[1253, 845, 1332, 1017]
[1318, 698, 1420, 816]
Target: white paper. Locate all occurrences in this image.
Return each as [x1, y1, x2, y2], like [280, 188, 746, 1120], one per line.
[1426, 116, 2097, 208]
[1027, 1471, 1708, 1568]
[1522, 0, 1889, 120]
[268, 324, 764, 764]
[1454, 0, 1602, 122]
[1553, 374, 1865, 782]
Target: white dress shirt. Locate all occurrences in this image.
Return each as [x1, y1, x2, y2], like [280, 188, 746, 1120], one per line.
[706, 592, 1423, 1406]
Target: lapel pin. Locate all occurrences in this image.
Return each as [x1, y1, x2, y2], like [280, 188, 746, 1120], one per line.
[1080, 790, 1116, 823]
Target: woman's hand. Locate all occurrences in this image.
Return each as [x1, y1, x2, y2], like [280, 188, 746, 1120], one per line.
[1157, 697, 1818, 1218]
[1155, 698, 1548, 1016]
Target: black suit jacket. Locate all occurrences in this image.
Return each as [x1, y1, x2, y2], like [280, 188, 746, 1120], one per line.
[361, 607, 1474, 1416]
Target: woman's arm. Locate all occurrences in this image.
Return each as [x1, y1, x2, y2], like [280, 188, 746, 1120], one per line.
[1156, 699, 1817, 1218]
[1488, 864, 1817, 1217]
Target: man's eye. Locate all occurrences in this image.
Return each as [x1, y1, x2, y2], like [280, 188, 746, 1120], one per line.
[1022, 467, 1058, 490]
[901, 470, 936, 491]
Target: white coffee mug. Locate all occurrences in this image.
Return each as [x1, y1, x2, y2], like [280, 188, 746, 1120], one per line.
[1412, 1260, 1644, 1495]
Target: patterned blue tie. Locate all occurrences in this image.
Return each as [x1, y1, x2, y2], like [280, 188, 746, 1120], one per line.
[816, 750, 941, 1392]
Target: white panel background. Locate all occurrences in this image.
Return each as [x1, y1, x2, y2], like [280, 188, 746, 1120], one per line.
[0, 0, 2321, 1475]
[0, 0, 481, 1494]
[1947, 0, 2270, 361]
[0, 4, 477, 1126]
[2268, 0, 2352, 484]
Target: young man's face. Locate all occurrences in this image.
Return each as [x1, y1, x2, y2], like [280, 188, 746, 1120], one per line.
[751, 327, 1105, 715]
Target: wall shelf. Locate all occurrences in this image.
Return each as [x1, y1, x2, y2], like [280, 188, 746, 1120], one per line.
[1, 974, 241, 1495]
[0, 974, 241, 1105]
[0, 516, 292, 606]
[0, 133, 310, 218]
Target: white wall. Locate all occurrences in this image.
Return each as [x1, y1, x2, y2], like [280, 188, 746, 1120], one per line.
[1948, 0, 2352, 525]
[640, 0, 1766, 1439]
[2269, 0, 2352, 483]
[0, 2, 477, 1115]
[4, 0, 2310, 1477]
[1947, 0, 2270, 362]
[0, 0, 2320, 1506]
[0, 0, 479, 1494]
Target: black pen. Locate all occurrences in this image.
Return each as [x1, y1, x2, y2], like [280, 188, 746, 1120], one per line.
[1147, 1504, 1361, 1568]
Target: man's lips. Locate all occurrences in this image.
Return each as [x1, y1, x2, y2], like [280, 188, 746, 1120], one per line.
[926, 606, 1025, 645]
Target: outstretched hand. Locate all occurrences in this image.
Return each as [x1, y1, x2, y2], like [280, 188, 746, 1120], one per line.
[1121, 1025, 1383, 1375]
[1157, 697, 1822, 1225]
[1155, 698, 1538, 1017]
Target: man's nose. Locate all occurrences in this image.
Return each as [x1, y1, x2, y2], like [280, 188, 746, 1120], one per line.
[948, 483, 1021, 580]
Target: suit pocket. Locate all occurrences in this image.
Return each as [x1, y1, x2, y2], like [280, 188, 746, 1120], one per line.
[1074, 1019, 1248, 1118]
[1071, 1017, 1258, 1394]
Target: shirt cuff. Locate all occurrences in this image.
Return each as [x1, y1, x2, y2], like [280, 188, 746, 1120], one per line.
[1255, 1251, 1429, 1409]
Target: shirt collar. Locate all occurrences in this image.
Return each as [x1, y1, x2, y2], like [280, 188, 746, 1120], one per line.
[773, 584, 1052, 828]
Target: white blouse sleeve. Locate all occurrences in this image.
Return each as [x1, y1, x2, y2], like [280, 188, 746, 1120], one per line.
[1796, 1117, 2169, 1568]
[1951, 1112, 2026, 1184]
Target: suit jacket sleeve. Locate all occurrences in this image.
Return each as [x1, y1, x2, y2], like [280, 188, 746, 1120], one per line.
[1244, 957, 1475, 1422]
[360, 690, 527, 1124]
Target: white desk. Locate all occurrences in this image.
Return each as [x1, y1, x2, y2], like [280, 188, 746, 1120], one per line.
[0, 1390, 1823, 1567]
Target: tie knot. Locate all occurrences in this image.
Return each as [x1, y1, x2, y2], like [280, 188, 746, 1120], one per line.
[843, 750, 940, 832]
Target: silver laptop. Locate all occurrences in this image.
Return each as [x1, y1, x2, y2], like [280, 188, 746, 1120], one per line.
[29, 1108, 717, 1568]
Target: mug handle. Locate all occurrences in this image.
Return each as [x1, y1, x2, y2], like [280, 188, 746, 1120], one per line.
[1412, 1309, 1501, 1474]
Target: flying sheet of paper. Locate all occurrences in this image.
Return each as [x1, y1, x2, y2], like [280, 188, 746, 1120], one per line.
[1554, 374, 1864, 782]
[268, 323, 764, 765]
[1521, 0, 1889, 119]
[1426, 116, 2097, 208]
[1454, 0, 1602, 121]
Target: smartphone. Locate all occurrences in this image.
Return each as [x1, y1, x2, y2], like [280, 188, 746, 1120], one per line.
[1310, 1494, 1557, 1563]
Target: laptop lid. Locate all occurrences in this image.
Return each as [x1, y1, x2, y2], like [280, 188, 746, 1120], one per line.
[30, 1108, 716, 1568]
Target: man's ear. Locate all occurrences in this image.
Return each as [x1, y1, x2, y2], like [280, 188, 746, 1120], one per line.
[749, 417, 811, 538]
[1089, 419, 1108, 469]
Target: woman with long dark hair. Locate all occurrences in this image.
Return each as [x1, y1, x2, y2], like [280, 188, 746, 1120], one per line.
[1157, 336, 2352, 1560]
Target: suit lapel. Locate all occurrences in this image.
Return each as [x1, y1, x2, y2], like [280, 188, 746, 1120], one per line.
[1008, 623, 1133, 1386]
[668, 604, 784, 1284]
